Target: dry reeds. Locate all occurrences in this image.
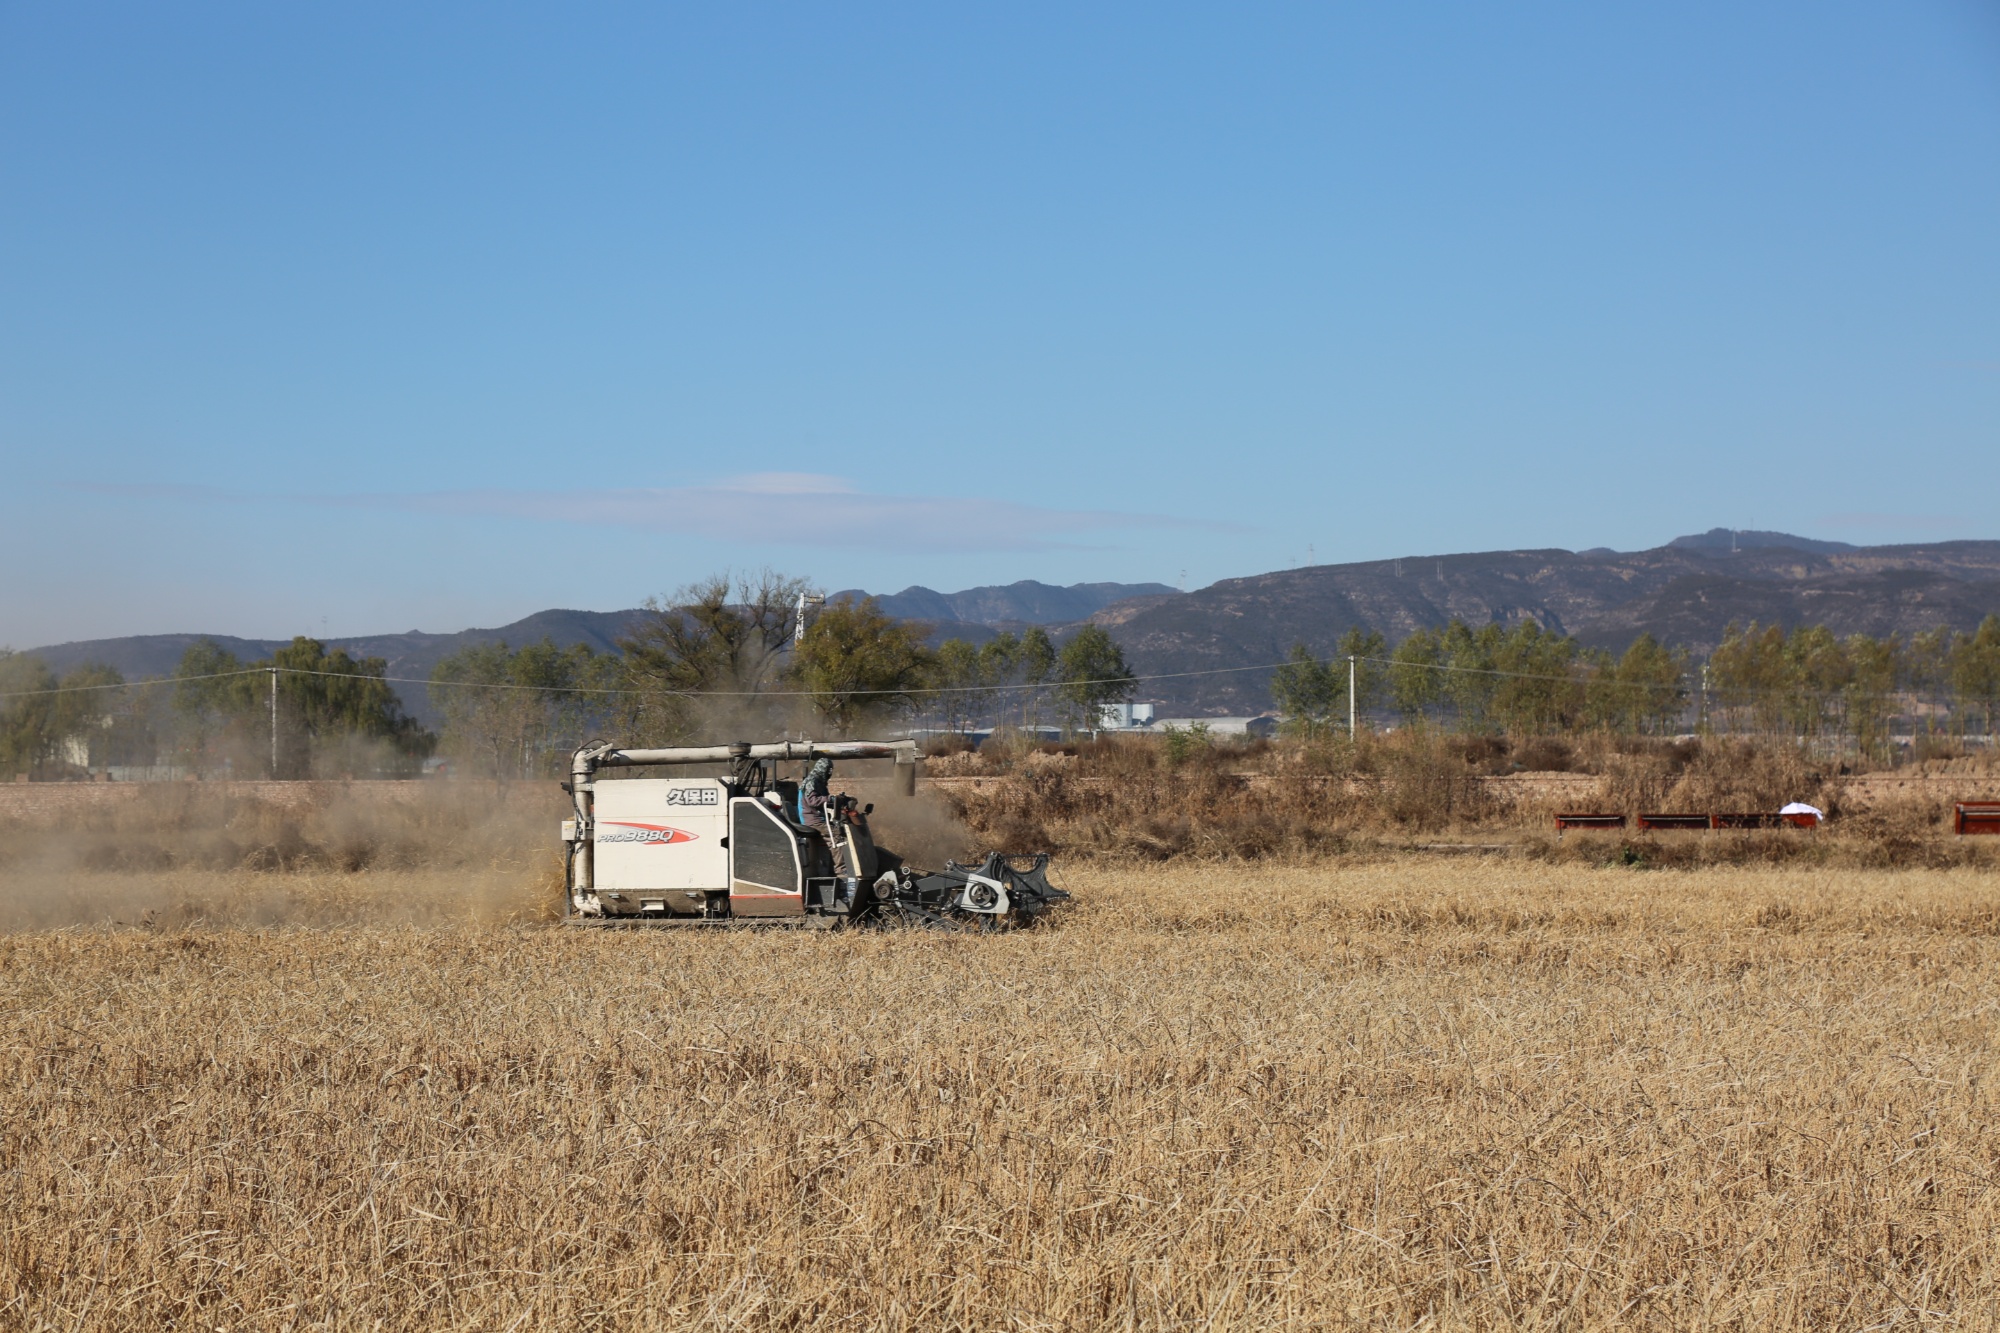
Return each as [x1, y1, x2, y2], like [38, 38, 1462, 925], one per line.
[933, 733, 1997, 866]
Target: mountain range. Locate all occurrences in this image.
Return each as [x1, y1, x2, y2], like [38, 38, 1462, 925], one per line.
[1102, 531, 2000, 712]
[17, 583, 1169, 726]
[19, 532, 2000, 719]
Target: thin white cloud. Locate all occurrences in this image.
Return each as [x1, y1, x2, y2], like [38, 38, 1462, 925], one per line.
[710, 472, 858, 495]
[73, 474, 1231, 551]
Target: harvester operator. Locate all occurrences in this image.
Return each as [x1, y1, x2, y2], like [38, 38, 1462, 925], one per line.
[797, 757, 850, 876]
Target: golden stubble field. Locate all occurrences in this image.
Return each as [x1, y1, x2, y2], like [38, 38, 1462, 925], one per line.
[3, 857, 1999, 1330]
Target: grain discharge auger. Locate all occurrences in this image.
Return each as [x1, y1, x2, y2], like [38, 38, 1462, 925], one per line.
[561, 739, 1067, 928]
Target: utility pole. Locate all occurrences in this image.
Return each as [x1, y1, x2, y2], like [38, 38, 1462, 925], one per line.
[269, 667, 279, 778]
[794, 592, 825, 644]
[1348, 655, 1358, 737]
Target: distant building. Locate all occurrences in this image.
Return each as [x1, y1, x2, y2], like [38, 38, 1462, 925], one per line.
[1095, 704, 1279, 739]
[1096, 702, 1156, 730]
[1150, 715, 1280, 739]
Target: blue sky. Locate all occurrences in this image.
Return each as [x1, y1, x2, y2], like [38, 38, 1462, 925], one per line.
[4, 2, 1998, 646]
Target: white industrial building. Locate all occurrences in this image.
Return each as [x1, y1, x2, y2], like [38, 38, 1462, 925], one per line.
[1096, 704, 1278, 738]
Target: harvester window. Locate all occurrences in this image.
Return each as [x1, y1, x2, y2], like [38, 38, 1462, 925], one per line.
[731, 799, 800, 894]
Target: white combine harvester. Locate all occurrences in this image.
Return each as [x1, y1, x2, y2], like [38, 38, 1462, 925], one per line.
[561, 739, 1066, 928]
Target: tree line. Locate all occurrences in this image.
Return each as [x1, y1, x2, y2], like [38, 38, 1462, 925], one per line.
[0, 570, 1138, 781]
[1272, 614, 2000, 753]
[10, 588, 1997, 780]
[0, 637, 431, 781]
[429, 573, 1138, 778]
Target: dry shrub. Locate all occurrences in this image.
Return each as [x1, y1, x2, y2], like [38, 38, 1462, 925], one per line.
[946, 748, 1359, 860]
[5, 859, 2000, 1327]
[1510, 735, 1574, 772]
[1660, 738, 1830, 813]
[942, 730, 1499, 854]
[931, 729, 1999, 867]
[918, 747, 988, 777]
[1577, 734, 1700, 811]
[1371, 730, 1490, 830]
[920, 730, 977, 760]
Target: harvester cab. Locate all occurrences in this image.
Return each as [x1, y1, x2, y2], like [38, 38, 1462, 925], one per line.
[561, 739, 1066, 929]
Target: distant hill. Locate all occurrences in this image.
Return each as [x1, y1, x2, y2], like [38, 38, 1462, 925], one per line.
[24, 608, 643, 684]
[23, 609, 645, 728]
[1104, 534, 2000, 712]
[829, 579, 1177, 628]
[1666, 527, 1858, 555]
[16, 582, 1173, 727]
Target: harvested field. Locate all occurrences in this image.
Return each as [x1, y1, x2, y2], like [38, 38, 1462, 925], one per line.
[4, 858, 1999, 1329]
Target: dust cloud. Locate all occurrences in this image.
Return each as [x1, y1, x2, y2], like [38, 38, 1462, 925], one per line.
[0, 759, 994, 931]
[0, 782, 559, 930]
[865, 791, 979, 869]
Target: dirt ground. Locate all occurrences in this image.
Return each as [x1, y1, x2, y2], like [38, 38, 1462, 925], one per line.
[3, 857, 1998, 1329]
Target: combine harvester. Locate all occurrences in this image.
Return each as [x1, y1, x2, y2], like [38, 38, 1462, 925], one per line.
[560, 739, 1066, 929]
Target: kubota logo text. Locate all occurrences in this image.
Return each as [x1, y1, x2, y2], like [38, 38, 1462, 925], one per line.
[597, 821, 699, 846]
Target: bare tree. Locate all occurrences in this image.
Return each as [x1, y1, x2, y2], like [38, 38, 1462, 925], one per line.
[618, 570, 816, 742]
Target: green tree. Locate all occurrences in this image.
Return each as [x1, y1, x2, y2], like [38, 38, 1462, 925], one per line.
[1015, 627, 1056, 731]
[1441, 620, 1502, 730]
[0, 655, 133, 778]
[1707, 622, 1789, 735]
[1053, 624, 1135, 734]
[978, 633, 1020, 706]
[1488, 620, 1582, 734]
[1270, 644, 1342, 736]
[0, 653, 59, 777]
[270, 638, 432, 777]
[1586, 634, 1685, 734]
[1782, 625, 1851, 739]
[930, 637, 990, 734]
[171, 639, 252, 775]
[791, 597, 936, 734]
[1907, 626, 1955, 739]
[1948, 615, 2000, 739]
[1390, 627, 1445, 723]
[1845, 633, 1899, 759]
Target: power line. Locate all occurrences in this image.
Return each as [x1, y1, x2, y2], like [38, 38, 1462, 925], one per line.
[1354, 654, 1916, 706]
[0, 667, 265, 701]
[317, 663, 1299, 700]
[0, 651, 1967, 709]
[0, 659, 1296, 703]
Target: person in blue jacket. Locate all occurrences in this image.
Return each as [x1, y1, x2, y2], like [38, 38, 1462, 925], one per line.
[798, 757, 847, 874]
